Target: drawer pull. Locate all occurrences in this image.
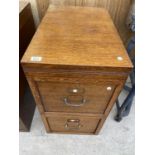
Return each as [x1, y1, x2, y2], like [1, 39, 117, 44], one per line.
[64, 96, 86, 107]
[65, 119, 81, 130]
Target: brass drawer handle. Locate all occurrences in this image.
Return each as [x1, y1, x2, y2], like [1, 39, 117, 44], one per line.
[64, 96, 86, 107]
[65, 119, 82, 130]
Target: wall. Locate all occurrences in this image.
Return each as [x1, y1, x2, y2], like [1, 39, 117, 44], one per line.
[21, 0, 40, 27]
[36, 0, 50, 19]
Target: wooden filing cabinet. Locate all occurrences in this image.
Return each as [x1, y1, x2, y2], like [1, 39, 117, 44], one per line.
[21, 7, 133, 134]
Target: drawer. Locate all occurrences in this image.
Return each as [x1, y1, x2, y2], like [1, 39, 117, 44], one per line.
[46, 114, 101, 134]
[36, 81, 118, 113]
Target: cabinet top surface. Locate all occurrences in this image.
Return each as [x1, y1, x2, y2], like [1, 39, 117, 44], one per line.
[21, 7, 133, 69]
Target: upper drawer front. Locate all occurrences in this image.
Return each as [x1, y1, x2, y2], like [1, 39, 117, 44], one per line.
[36, 80, 118, 114]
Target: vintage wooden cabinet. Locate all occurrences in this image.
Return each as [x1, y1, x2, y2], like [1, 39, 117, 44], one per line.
[21, 7, 133, 134]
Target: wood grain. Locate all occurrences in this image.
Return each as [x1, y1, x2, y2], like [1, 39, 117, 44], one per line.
[49, 0, 132, 43]
[26, 77, 51, 132]
[36, 79, 117, 113]
[95, 81, 125, 134]
[47, 113, 101, 134]
[21, 7, 132, 70]
[21, 8, 132, 134]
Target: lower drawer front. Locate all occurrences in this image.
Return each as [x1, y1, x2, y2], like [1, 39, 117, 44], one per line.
[47, 114, 101, 134]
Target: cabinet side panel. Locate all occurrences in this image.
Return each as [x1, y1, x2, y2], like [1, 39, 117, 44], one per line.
[95, 78, 126, 134]
[25, 76, 51, 132]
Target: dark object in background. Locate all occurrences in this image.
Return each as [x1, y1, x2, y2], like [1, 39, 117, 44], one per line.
[115, 3, 135, 122]
[19, 1, 36, 131]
